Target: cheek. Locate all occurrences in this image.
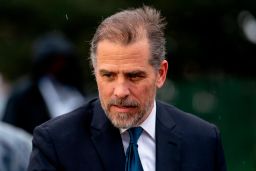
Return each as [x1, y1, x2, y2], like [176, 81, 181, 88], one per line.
[97, 80, 113, 98]
[133, 83, 155, 101]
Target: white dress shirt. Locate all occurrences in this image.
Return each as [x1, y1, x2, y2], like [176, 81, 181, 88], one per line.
[38, 76, 85, 118]
[120, 101, 156, 171]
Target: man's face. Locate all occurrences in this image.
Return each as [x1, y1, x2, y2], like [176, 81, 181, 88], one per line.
[94, 39, 167, 128]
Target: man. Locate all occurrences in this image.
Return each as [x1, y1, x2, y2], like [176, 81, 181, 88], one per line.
[3, 32, 86, 134]
[28, 6, 226, 171]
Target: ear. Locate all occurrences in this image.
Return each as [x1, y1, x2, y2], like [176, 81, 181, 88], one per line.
[156, 60, 168, 88]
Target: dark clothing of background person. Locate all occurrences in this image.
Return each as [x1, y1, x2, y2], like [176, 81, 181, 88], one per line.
[2, 32, 86, 134]
[28, 98, 226, 171]
[3, 80, 51, 134]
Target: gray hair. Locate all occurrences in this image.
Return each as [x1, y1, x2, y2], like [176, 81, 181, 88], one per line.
[90, 6, 167, 70]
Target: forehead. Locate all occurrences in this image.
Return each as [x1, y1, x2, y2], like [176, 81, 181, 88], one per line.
[96, 39, 151, 69]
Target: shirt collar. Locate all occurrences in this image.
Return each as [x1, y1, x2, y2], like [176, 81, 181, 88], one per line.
[120, 100, 156, 140]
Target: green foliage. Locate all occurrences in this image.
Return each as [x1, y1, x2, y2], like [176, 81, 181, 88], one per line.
[158, 76, 256, 171]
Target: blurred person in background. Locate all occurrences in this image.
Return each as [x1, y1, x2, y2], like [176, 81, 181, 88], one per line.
[0, 73, 10, 119]
[0, 121, 32, 171]
[2, 32, 86, 134]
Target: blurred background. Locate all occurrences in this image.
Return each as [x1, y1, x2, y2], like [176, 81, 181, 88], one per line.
[0, 0, 255, 170]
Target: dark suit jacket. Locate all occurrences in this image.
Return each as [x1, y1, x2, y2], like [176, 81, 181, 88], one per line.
[28, 98, 226, 171]
[3, 80, 51, 134]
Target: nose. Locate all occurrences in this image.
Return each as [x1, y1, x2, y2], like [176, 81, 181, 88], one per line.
[113, 81, 130, 99]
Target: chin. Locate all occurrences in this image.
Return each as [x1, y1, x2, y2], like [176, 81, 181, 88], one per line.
[107, 112, 144, 129]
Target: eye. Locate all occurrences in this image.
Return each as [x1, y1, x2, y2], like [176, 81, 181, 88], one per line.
[127, 72, 145, 81]
[99, 71, 115, 81]
[103, 73, 112, 78]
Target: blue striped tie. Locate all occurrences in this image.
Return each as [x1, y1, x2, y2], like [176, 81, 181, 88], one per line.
[125, 127, 144, 171]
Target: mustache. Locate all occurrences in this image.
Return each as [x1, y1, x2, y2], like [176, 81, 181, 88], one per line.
[108, 98, 139, 107]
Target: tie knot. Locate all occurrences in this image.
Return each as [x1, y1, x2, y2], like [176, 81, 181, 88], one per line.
[128, 127, 143, 144]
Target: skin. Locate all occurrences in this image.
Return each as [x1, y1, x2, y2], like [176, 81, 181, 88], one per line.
[94, 38, 168, 128]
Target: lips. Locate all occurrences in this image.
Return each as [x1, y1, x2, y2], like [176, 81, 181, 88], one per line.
[111, 105, 136, 112]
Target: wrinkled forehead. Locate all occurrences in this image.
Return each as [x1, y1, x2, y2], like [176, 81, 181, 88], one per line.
[95, 39, 151, 68]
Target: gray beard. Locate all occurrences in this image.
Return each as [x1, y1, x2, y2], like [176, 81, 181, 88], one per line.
[105, 110, 145, 129]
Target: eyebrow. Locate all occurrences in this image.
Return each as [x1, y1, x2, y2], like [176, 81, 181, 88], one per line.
[99, 69, 146, 76]
[99, 69, 114, 75]
[125, 70, 146, 76]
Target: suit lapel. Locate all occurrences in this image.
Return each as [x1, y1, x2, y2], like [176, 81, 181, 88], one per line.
[90, 101, 125, 171]
[156, 101, 181, 171]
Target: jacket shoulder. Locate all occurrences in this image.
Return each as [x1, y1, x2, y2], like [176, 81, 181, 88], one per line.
[29, 98, 104, 170]
[156, 100, 217, 136]
[34, 98, 98, 136]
